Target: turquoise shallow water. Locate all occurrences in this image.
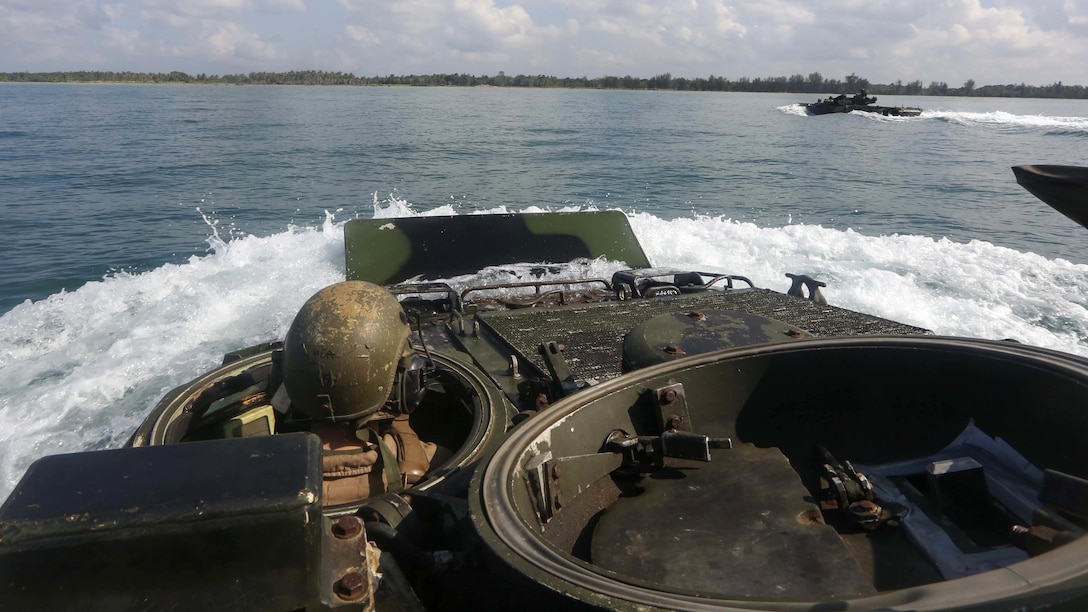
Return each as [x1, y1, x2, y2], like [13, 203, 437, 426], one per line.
[1, 83, 1088, 497]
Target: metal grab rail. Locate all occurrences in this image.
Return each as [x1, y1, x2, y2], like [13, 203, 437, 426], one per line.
[460, 278, 613, 302]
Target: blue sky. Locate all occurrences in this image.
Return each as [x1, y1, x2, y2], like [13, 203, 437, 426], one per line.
[3, 0, 1086, 86]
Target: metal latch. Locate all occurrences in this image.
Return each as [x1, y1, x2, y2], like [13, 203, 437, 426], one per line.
[605, 429, 732, 466]
[539, 341, 579, 399]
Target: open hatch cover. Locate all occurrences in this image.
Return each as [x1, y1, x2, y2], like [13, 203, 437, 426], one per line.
[345, 211, 651, 286]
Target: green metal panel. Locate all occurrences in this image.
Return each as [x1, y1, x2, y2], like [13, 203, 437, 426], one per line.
[344, 211, 651, 285]
[0, 434, 324, 611]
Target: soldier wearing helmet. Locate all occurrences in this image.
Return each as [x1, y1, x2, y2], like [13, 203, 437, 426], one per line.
[280, 281, 447, 506]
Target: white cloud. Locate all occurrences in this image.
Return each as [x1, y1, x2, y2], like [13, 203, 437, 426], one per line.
[0, 0, 1085, 86]
[104, 26, 143, 54]
[141, 0, 253, 25]
[870, 0, 1064, 84]
[343, 24, 379, 46]
[448, 0, 548, 51]
[259, 0, 306, 12]
[206, 22, 278, 60]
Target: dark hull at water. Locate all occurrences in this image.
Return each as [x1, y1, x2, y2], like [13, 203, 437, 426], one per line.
[1013, 165, 1088, 231]
[804, 101, 923, 117]
[802, 92, 922, 117]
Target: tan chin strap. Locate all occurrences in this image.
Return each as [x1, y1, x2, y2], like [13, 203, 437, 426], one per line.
[369, 427, 404, 493]
[391, 414, 431, 486]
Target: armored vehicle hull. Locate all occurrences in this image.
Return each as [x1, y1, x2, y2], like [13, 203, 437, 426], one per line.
[1013, 164, 1088, 231]
[803, 93, 922, 117]
[472, 336, 1088, 610]
[3, 204, 1088, 611]
[805, 102, 923, 117]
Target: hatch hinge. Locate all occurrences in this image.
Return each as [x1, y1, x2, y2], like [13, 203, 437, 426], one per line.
[652, 382, 693, 434]
[524, 451, 559, 524]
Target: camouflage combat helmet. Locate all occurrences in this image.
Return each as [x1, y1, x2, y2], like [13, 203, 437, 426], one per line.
[282, 280, 411, 422]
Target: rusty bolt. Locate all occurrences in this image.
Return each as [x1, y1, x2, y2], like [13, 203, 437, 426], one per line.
[332, 515, 363, 539]
[847, 500, 881, 520]
[659, 388, 678, 405]
[663, 343, 685, 355]
[665, 414, 684, 430]
[550, 463, 561, 480]
[334, 571, 369, 601]
[553, 492, 563, 509]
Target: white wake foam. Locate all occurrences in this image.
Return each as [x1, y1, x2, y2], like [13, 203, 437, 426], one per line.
[777, 104, 1088, 132]
[1, 203, 1086, 499]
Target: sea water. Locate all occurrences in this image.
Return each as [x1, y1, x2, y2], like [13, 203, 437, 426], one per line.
[1, 84, 1087, 499]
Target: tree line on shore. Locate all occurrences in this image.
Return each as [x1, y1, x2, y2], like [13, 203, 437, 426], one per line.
[1, 70, 1083, 99]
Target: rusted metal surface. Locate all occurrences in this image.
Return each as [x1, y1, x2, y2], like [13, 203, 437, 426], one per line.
[332, 515, 363, 539]
[322, 513, 378, 610]
[334, 570, 369, 601]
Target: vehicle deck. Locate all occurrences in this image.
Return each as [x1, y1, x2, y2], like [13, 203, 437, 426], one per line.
[477, 288, 929, 386]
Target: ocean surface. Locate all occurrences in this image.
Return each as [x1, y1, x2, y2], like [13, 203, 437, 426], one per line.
[1, 83, 1087, 499]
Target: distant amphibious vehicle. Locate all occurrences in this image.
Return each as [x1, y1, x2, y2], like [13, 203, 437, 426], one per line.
[4, 176, 1088, 610]
[804, 90, 923, 117]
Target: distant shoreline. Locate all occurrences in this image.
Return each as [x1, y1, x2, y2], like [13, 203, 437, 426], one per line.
[2, 71, 1084, 99]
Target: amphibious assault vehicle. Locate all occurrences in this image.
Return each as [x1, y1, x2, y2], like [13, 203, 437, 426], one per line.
[3, 174, 1088, 611]
[804, 91, 923, 117]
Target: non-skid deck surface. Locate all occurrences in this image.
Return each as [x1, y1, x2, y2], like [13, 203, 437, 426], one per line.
[479, 289, 929, 384]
